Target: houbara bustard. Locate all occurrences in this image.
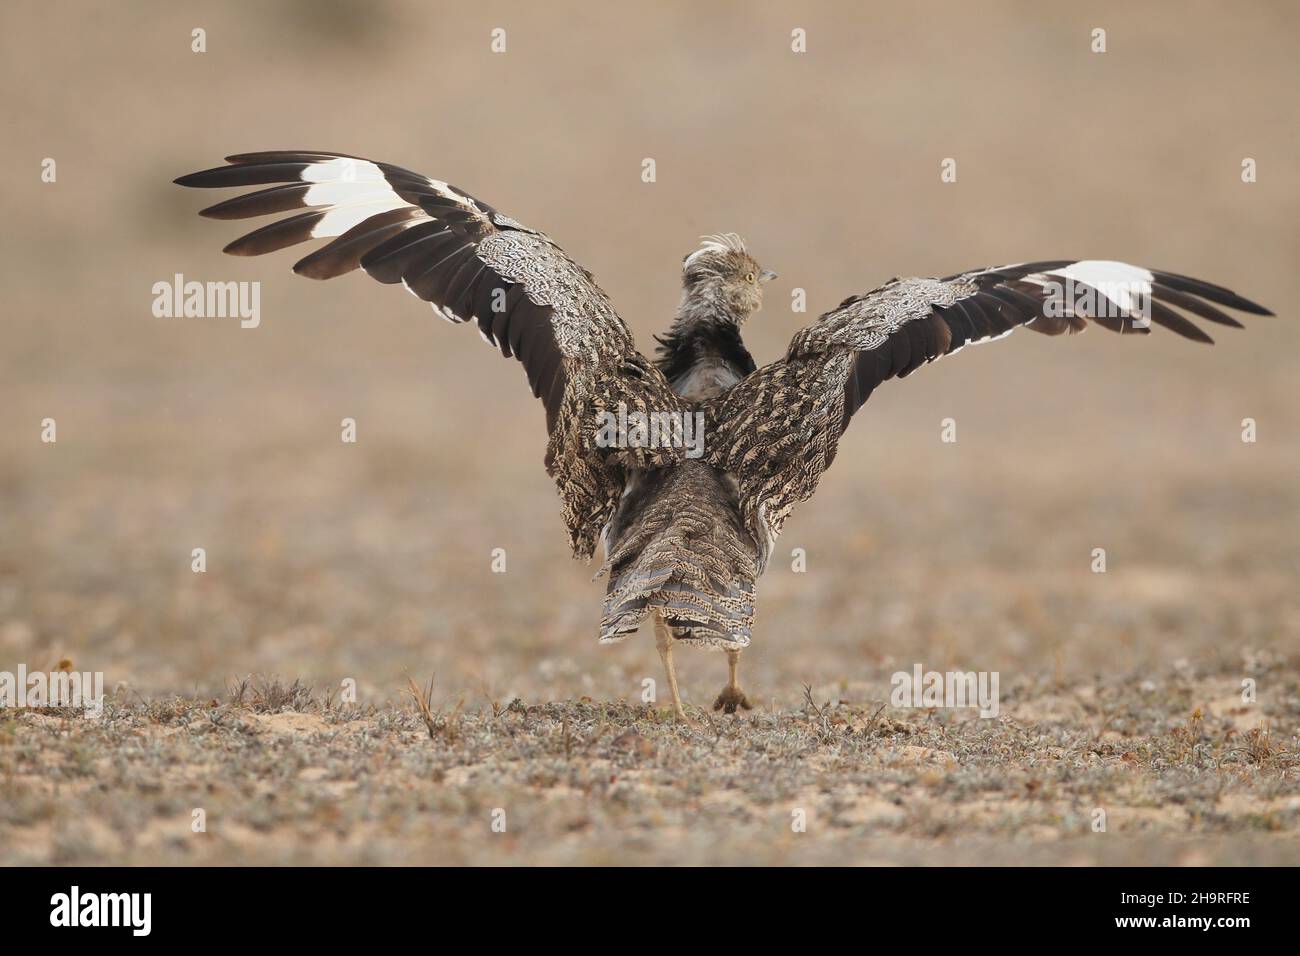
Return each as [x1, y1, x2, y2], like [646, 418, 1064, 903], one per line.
[176, 151, 1272, 721]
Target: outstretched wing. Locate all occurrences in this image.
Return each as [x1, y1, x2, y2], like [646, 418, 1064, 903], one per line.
[175, 150, 685, 559]
[705, 260, 1273, 567]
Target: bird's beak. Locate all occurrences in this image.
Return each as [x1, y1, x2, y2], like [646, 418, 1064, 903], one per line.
[760, 269, 778, 283]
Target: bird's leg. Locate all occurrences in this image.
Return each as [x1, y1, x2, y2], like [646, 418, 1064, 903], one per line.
[713, 648, 753, 714]
[654, 617, 690, 723]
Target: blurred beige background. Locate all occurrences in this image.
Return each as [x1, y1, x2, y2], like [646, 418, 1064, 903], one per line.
[1, 0, 1297, 710]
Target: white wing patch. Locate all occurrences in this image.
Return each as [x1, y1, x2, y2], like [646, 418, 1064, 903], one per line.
[310, 196, 412, 238]
[299, 157, 387, 184]
[297, 157, 484, 241]
[299, 159, 417, 239]
[1055, 259, 1154, 289]
[1027, 260, 1155, 314]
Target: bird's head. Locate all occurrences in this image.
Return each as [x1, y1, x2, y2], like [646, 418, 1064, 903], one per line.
[680, 234, 777, 323]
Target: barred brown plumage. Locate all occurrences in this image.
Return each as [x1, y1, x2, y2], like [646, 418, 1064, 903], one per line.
[705, 261, 1274, 578]
[176, 152, 1274, 722]
[176, 151, 687, 561]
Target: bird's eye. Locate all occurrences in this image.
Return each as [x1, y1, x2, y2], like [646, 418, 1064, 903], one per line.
[745, 272, 755, 282]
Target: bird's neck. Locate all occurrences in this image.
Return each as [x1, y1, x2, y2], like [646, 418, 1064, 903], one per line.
[655, 300, 757, 400]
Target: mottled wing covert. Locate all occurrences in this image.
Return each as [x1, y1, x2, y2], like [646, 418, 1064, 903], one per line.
[176, 150, 687, 558]
[706, 261, 1272, 567]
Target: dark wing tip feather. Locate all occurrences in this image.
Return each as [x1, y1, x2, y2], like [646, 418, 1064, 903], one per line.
[197, 183, 313, 220]
[220, 210, 323, 257]
[223, 150, 364, 165]
[291, 207, 422, 280]
[173, 151, 619, 453]
[174, 162, 311, 189]
[1151, 270, 1273, 316]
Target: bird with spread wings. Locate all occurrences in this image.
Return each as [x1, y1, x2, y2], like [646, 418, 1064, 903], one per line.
[177, 150, 1273, 721]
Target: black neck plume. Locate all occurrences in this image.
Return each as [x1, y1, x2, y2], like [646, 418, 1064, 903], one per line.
[653, 321, 757, 383]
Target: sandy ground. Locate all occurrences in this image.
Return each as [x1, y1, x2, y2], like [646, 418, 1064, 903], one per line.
[3, 671, 1298, 865]
[1, 1, 1298, 865]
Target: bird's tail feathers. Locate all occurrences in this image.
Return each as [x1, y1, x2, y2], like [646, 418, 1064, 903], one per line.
[598, 540, 754, 649]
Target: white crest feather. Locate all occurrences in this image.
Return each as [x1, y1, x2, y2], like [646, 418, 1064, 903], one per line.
[685, 232, 748, 268]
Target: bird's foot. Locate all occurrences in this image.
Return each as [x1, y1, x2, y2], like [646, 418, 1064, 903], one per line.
[712, 684, 753, 714]
[663, 705, 699, 728]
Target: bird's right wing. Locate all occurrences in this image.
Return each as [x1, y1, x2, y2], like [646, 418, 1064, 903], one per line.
[176, 150, 687, 559]
[704, 260, 1273, 568]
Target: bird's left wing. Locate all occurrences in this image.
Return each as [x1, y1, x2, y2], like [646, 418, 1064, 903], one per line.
[704, 260, 1273, 568]
[175, 150, 686, 559]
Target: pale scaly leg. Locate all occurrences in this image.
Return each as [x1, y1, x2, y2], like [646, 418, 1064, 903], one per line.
[654, 615, 690, 723]
[713, 647, 753, 714]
